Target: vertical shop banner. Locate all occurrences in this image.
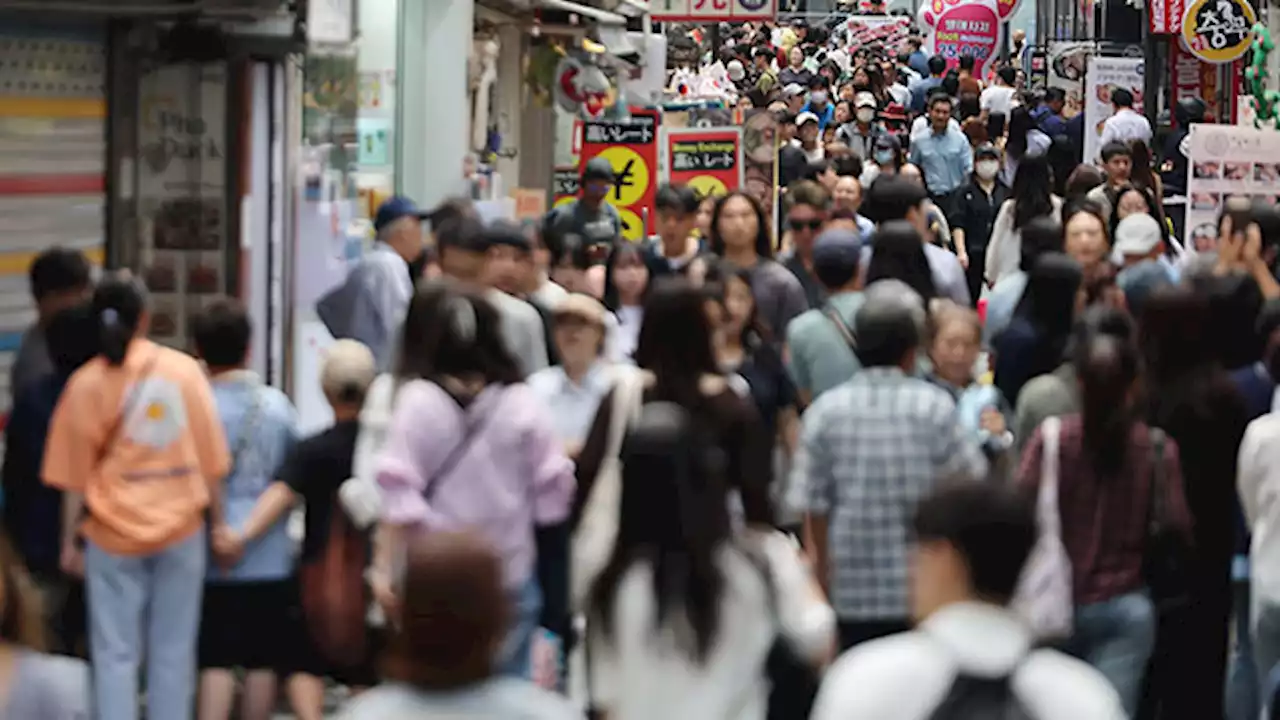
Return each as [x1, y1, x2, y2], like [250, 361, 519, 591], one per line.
[579, 109, 659, 242]
[1184, 123, 1280, 249]
[1082, 56, 1144, 163]
[1150, 0, 1185, 34]
[665, 127, 743, 198]
[918, 0, 1024, 78]
[1047, 42, 1092, 118]
[1170, 40, 1220, 124]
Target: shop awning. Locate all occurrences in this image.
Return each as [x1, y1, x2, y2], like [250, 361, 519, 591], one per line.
[538, 0, 628, 24]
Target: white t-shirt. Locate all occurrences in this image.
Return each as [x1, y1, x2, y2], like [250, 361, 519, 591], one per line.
[811, 602, 1126, 720]
[980, 84, 1017, 117]
[590, 531, 835, 720]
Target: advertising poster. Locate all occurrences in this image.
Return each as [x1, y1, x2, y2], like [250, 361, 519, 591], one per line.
[1183, 123, 1280, 250]
[1083, 56, 1144, 163]
[665, 127, 743, 199]
[651, 0, 777, 22]
[1046, 42, 1093, 118]
[578, 109, 660, 242]
[918, 0, 1023, 78]
[740, 108, 778, 230]
[552, 166, 580, 209]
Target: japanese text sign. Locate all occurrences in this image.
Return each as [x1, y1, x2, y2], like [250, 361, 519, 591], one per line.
[665, 127, 743, 199]
[579, 109, 661, 242]
[552, 167, 580, 209]
[652, 0, 777, 22]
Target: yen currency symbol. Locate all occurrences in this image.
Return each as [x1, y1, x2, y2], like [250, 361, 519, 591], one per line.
[594, 147, 649, 207]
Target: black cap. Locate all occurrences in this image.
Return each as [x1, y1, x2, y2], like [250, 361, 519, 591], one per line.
[975, 143, 1000, 161]
[583, 157, 615, 183]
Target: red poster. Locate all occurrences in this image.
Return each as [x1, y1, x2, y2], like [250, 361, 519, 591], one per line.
[667, 129, 743, 200]
[578, 108, 660, 242]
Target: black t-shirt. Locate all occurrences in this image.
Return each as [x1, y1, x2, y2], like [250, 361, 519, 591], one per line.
[281, 420, 361, 563]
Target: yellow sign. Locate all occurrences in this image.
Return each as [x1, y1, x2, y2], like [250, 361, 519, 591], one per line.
[617, 208, 645, 242]
[1181, 0, 1256, 64]
[594, 146, 649, 207]
[687, 175, 729, 199]
[553, 195, 576, 209]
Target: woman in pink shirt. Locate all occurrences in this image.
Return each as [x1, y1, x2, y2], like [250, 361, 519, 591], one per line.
[371, 279, 575, 679]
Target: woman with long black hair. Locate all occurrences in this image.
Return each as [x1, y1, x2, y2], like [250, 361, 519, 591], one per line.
[573, 278, 777, 605]
[602, 241, 650, 362]
[586, 402, 833, 719]
[1000, 106, 1053, 187]
[866, 220, 939, 302]
[993, 252, 1082, 404]
[985, 153, 1064, 286]
[708, 192, 808, 343]
[1139, 287, 1249, 720]
[1016, 327, 1191, 716]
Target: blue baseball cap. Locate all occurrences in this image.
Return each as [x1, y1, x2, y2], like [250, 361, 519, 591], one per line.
[373, 195, 430, 233]
[812, 227, 863, 279]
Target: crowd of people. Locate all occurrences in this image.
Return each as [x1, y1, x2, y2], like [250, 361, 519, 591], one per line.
[0, 14, 1273, 720]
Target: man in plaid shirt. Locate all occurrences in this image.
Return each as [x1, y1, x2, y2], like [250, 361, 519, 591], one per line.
[790, 280, 988, 650]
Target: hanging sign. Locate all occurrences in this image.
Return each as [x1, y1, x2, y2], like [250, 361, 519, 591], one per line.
[1181, 0, 1256, 63]
[651, 0, 777, 22]
[579, 109, 660, 242]
[664, 127, 743, 199]
[918, 0, 1022, 78]
[1150, 0, 1185, 34]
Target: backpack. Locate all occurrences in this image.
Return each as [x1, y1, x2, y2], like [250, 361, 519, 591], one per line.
[927, 672, 1035, 720]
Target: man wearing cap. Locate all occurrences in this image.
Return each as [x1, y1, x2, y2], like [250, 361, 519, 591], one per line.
[752, 46, 779, 95]
[835, 92, 890, 162]
[785, 228, 866, 406]
[794, 111, 825, 163]
[543, 158, 623, 247]
[315, 195, 427, 369]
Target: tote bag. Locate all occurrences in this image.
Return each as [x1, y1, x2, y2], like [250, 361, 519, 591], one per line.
[1011, 416, 1074, 639]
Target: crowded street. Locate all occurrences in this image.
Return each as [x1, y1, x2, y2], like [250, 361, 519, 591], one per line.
[0, 0, 1278, 717]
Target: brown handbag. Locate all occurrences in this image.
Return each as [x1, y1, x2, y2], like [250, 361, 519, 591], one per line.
[299, 501, 370, 666]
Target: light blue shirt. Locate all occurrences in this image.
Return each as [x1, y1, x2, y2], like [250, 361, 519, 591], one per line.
[909, 128, 974, 196]
[315, 242, 414, 371]
[527, 361, 614, 447]
[208, 371, 299, 582]
[983, 271, 1028, 345]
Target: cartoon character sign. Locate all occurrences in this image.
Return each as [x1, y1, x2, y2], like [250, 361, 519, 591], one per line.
[918, 0, 1024, 78]
[553, 56, 619, 120]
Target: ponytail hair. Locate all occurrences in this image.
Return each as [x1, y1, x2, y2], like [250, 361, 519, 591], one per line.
[91, 272, 147, 366]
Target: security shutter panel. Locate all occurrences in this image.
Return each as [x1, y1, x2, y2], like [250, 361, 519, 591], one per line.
[0, 24, 107, 410]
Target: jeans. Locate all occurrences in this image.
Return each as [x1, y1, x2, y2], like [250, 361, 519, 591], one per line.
[85, 529, 206, 720]
[496, 575, 542, 680]
[1254, 599, 1280, 714]
[1227, 580, 1260, 720]
[1065, 591, 1156, 717]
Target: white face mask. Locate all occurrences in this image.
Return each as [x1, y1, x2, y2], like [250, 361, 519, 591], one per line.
[856, 108, 876, 123]
[975, 160, 1000, 180]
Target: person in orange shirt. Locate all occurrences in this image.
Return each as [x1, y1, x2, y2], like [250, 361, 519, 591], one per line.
[42, 272, 230, 720]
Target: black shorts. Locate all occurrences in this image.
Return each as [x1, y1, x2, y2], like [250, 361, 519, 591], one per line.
[277, 577, 382, 687]
[198, 580, 292, 670]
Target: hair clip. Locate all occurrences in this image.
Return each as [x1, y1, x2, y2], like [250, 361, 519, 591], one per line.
[101, 308, 119, 326]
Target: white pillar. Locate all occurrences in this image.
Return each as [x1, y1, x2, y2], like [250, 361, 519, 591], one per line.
[494, 24, 524, 187]
[398, 0, 474, 209]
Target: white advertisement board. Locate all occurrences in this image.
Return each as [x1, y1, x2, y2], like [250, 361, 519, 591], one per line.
[1082, 56, 1144, 164]
[1184, 123, 1280, 250]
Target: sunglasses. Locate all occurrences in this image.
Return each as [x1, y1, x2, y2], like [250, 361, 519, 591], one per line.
[788, 217, 824, 231]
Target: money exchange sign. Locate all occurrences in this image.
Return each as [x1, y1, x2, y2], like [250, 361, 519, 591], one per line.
[665, 127, 744, 199]
[578, 109, 660, 242]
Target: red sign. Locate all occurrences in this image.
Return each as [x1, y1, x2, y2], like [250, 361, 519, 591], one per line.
[1169, 38, 1220, 124]
[651, 0, 777, 22]
[578, 108, 660, 242]
[667, 129, 743, 200]
[1150, 0, 1184, 33]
